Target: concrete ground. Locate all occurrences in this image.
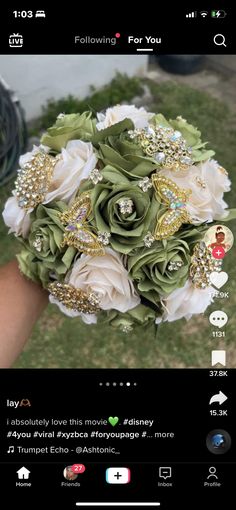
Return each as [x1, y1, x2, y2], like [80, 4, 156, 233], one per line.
[146, 56, 236, 111]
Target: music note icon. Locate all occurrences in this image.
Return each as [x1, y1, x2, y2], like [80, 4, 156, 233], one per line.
[7, 446, 14, 453]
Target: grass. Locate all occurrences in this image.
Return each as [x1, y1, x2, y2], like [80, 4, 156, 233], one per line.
[0, 75, 235, 368]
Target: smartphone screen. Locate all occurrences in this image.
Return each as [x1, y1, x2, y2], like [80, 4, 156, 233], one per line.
[0, 7, 235, 509]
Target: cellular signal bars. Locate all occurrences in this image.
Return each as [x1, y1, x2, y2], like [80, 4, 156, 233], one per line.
[186, 11, 197, 18]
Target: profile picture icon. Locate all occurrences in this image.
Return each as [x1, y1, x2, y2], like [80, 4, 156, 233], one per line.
[63, 465, 78, 481]
[204, 225, 234, 254]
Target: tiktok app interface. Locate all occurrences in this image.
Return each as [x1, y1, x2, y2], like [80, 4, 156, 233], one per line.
[0, 5, 235, 509]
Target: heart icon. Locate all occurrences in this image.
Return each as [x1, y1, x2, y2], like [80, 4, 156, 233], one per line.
[108, 416, 119, 427]
[210, 271, 228, 289]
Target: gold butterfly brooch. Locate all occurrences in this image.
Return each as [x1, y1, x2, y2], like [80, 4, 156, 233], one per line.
[60, 192, 105, 256]
[151, 174, 192, 240]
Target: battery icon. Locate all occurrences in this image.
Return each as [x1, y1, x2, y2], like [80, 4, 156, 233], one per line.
[211, 10, 227, 18]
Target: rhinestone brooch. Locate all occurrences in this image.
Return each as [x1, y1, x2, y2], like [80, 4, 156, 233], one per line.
[143, 232, 155, 248]
[168, 260, 184, 271]
[14, 151, 58, 210]
[152, 174, 192, 240]
[89, 168, 103, 185]
[121, 324, 133, 333]
[48, 282, 101, 314]
[32, 235, 43, 252]
[138, 177, 152, 192]
[97, 231, 111, 245]
[190, 242, 223, 289]
[128, 125, 193, 171]
[117, 198, 134, 215]
[60, 193, 105, 256]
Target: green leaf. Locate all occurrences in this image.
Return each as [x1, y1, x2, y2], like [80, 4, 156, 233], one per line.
[101, 165, 130, 184]
[61, 246, 76, 268]
[151, 113, 171, 129]
[91, 118, 134, 145]
[221, 208, 236, 222]
[192, 149, 215, 161]
[99, 144, 134, 171]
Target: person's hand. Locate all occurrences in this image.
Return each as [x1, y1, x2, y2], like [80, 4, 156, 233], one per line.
[0, 259, 48, 367]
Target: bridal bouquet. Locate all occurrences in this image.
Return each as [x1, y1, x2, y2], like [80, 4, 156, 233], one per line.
[3, 104, 235, 332]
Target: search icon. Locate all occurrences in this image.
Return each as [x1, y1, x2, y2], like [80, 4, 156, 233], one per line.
[213, 34, 227, 47]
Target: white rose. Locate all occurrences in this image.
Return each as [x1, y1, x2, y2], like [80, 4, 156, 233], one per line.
[2, 140, 97, 237]
[156, 279, 214, 323]
[19, 140, 97, 204]
[160, 159, 231, 224]
[49, 248, 140, 322]
[69, 248, 140, 312]
[44, 139, 97, 204]
[2, 196, 31, 238]
[96, 104, 154, 131]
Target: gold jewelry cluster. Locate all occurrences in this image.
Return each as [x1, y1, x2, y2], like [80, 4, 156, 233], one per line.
[152, 174, 192, 240]
[190, 242, 222, 289]
[128, 125, 193, 171]
[48, 282, 101, 314]
[60, 193, 105, 256]
[14, 151, 59, 210]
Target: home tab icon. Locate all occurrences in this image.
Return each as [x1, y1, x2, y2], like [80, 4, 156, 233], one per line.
[17, 466, 30, 480]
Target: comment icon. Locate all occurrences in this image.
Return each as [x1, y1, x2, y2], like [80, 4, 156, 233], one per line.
[209, 311, 228, 329]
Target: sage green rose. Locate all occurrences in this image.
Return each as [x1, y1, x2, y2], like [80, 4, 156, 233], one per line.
[128, 238, 192, 305]
[174, 223, 211, 244]
[98, 143, 159, 182]
[93, 114, 214, 181]
[17, 202, 76, 288]
[151, 113, 215, 162]
[91, 183, 159, 254]
[91, 118, 159, 181]
[17, 249, 52, 287]
[41, 112, 97, 152]
[98, 303, 158, 332]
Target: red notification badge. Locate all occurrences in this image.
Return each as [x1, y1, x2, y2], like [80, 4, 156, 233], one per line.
[71, 464, 86, 474]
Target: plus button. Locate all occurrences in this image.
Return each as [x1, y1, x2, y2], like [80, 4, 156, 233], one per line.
[114, 471, 122, 480]
[212, 246, 225, 259]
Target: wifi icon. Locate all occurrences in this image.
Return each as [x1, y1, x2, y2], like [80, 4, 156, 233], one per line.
[200, 11, 208, 17]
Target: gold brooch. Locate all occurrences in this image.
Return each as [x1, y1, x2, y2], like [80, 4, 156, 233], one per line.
[60, 193, 105, 256]
[128, 125, 193, 171]
[14, 151, 58, 210]
[48, 282, 101, 314]
[152, 174, 192, 240]
[190, 242, 222, 289]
